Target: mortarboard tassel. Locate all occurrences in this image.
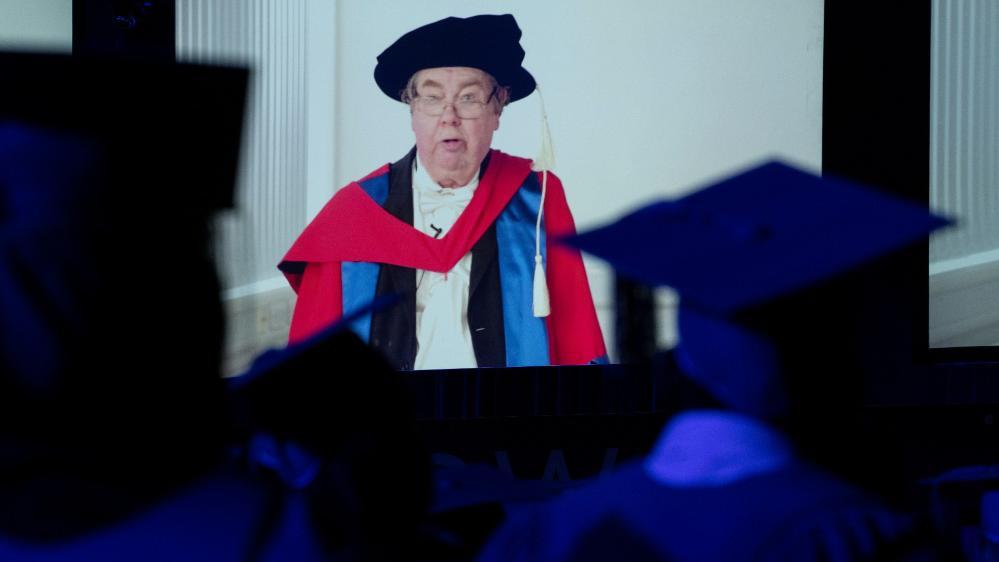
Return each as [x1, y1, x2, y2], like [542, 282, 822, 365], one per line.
[531, 85, 554, 318]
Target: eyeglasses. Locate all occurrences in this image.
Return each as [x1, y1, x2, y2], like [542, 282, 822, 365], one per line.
[413, 87, 498, 119]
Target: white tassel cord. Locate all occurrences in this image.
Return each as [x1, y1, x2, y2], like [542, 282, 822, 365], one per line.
[532, 85, 554, 318]
[532, 170, 551, 317]
[531, 86, 556, 172]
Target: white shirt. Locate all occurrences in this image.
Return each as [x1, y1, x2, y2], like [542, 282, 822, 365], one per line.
[411, 158, 478, 370]
[643, 409, 794, 487]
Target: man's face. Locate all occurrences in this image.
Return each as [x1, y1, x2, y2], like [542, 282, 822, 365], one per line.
[410, 67, 500, 188]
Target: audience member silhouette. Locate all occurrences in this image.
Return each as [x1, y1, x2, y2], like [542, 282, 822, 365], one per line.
[478, 162, 952, 562]
[0, 54, 434, 562]
[228, 313, 431, 561]
[0, 54, 330, 561]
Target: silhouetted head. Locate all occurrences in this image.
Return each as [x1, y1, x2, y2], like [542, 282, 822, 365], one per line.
[565, 161, 949, 496]
[0, 54, 247, 541]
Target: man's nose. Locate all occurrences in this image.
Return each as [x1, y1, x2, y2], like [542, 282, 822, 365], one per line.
[439, 103, 461, 124]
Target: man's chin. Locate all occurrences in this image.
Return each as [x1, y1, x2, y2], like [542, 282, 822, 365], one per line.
[430, 159, 467, 175]
[432, 153, 466, 166]
[430, 166, 477, 188]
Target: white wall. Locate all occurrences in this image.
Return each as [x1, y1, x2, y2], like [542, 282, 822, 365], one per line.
[928, 0, 999, 347]
[177, 0, 311, 373]
[177, 0, 309, 299]
[0, 0, 72, 52]
[333, 0, 824, 357]
[306, 1, 339, 220]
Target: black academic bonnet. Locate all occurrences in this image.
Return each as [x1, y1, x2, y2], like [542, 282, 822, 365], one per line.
[374, 14, 537, 103]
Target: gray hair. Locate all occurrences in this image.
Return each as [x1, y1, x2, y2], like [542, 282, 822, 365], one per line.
[400, 70, 511, 114]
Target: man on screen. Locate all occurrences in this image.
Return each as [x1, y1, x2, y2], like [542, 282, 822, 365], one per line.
[280, 14, 606, 370]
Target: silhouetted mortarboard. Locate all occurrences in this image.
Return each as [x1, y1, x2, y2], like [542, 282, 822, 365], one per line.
[227, 293, 414, 459]
[0, 54, 249, 392]
[565, 161, 949, 314]
[0, 53, 247, 216]
[227, 294, 431, 552]
[563, 161, 951, 419]
[374, 14, 537, 103]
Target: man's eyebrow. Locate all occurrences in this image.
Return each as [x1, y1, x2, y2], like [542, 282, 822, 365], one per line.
[418, 79, 487, 91]
[418, 79, 444, 90]
[457, 80, 487, 90]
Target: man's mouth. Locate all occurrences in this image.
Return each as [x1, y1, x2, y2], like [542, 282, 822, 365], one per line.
[440, 138, 464, 151]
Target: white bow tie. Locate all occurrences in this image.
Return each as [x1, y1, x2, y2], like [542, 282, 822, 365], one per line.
[417, 183, 475, 217]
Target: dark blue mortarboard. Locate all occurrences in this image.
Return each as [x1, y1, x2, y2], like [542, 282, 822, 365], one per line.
[374, 14, 537, 103]
[230, 293, 401, 389]
[563, 161, 950, 420]
[0, 53, 247, 215]
[226, 294, 430, 519]
[0, 53, 248, 397]
[563, 160, 951, 315]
